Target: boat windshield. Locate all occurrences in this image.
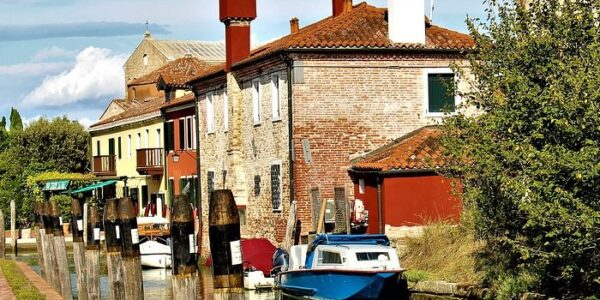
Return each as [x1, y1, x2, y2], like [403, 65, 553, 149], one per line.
[355, 252, 389, 261]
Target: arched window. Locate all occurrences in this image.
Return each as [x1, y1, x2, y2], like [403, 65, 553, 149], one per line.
[143, 54, 149, 66]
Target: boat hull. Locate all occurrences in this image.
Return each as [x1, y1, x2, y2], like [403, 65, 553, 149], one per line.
[141, 253, 172, 268]
[278, 269, 402, 299]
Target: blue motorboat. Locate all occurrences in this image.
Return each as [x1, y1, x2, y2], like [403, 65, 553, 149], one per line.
[275, 234, 404, 299]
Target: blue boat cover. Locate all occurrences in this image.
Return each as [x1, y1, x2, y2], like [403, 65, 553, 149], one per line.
[305, 234, 390, 268]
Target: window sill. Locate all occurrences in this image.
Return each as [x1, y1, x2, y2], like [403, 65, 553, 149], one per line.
[425, 112, 456, 118]
[253, 122, 262, 127]
[272, 209, 282, 213]
[272, 118, 282, 123]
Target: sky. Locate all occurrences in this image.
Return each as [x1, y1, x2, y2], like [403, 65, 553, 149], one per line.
[0, 0, 487, 128]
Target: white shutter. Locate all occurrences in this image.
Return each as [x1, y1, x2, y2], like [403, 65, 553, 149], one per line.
[271, 74, 280, 120]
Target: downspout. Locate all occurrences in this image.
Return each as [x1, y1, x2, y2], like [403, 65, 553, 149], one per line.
[377, 175, 383, 234]
[193, 89, 203, 252]
[161, 108, 168, 208]
[283, 54, 295, 205]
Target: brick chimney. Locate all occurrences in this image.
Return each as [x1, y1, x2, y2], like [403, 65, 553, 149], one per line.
[332, 0, 353, 17]
[290, 18, 299, 34]
[388, 0, 425, 44]
[219, 0, 257, 70]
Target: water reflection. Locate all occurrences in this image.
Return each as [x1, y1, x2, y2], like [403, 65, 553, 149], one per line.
[15, 252, 297, 300]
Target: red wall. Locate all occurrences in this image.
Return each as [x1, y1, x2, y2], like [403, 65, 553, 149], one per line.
[165, 107, 197, 195]
[354, 173, 461, 233]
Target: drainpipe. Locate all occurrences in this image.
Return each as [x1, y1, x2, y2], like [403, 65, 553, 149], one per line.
[377, 175, 383, 234]
[193, 90, 203, 251]
[283, 54, 295, 205]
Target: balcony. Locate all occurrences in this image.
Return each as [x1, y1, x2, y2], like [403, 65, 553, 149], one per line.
[136, 148, 164, 176]
[92, 155, 116, 177]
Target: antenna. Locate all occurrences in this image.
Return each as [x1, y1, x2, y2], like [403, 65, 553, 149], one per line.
[430, 0, 435, 22]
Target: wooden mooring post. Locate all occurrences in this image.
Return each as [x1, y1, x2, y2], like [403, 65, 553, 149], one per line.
[118, 197, 144, 300]
[42, 201, 60, 293]
[171, 195, 198, 300]
[33, 203, 45, 277]
[209, 190, 244, 295]
[0, 210, 5, 258]
[104, 198, 125, 300]
[50, 200, 73, 299]
[10, 200, 16, 255]
[71, 198, 88, 300]
[85, 205, 101, 300]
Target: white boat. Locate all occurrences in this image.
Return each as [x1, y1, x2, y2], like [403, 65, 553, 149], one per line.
[243, 269, 275, 290]
[139, 238, 172, 269]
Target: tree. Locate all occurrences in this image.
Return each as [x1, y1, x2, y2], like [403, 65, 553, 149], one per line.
[9, 107, 22, 132]
[441, 0, 599, 298]
[0, 117, 6, 130]
[0, 116, 8, 152]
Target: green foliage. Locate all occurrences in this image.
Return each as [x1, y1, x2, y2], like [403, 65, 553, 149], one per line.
[9, 107, 23, 132]
[491, 272, 538, 300]
[0, 117, 90, 228]
[0, 117, 5, 130]
[441, 0, 600, 297]
[403, 270, 429, 283]
[49, 194, 73, 223]
[0, 259, 44, 300]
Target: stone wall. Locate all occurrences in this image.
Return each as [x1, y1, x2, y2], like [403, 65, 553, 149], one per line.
[123, 38, 169, 93]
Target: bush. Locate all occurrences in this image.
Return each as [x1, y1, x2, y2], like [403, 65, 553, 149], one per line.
[49, 194, 73, 224]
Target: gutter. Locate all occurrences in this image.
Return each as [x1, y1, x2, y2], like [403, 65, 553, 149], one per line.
[282, 54, 295, 205]
[348, 167, 439, 177]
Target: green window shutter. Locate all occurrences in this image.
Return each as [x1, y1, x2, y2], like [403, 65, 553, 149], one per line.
[179, 177, 186, 195]
[428, 74, 455, 113]
[168, 179, 174, 203]
[118, 137, 122, 159]
[165, 122, 174, 152]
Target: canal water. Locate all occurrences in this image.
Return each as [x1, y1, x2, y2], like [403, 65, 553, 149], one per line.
[15, 252, 293, 300]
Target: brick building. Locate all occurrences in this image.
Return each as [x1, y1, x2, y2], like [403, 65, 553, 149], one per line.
[187, 0, 474, 244]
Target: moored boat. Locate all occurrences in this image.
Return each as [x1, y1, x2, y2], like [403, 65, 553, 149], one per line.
[275, 234, 404, 299]
[139, 237, 172, 268]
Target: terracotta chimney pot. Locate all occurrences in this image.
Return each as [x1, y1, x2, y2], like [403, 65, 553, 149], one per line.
[332, 0, 352, 17]
[290, 18, 299, 34]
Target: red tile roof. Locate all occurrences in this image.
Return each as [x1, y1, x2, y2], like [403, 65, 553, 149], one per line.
[188, 2, 474, 84]
[90, 97, 164, 128]
[351, 126, 445, 172]
[160, 93, 195, 110]
[129, 56, 211, 87]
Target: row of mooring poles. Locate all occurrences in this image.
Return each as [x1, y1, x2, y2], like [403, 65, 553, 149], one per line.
[71, 199, 88, 300]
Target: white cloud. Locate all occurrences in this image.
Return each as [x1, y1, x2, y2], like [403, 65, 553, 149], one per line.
[22, 115, 43, 127]
[32, 46, 77, 62]
[0, 61, 71, 77]
[77, 117, 94, 129]
[23, 47, 127, 108]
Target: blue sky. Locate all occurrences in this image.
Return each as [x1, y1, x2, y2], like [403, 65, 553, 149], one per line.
[0, 0, 486, 128]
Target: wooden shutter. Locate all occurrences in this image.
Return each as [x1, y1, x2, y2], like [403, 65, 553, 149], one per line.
[428, 73, 455, 113]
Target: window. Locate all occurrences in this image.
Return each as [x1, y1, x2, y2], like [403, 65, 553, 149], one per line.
[223, 91, 228, 132]
[359, 179, 365, 194]
[178, 118, 185, 150]
[356, 252, 390, 261]
[319, 251, 342, 264]
[108, 138, 115, 156]
[179, 177, 188, 194]
[254, 175, 261, 197]
[156, 129, 161, 148]
[96, 140, 100, 156]
[137, 132, 141, 149]
[146, 129, 150, 148]
[117, 137, 122, 159]
[127, 134, 132, 157]
[271, 164, 282, 211]
[271, 74, 280, 121]
[143, 54, 148, 66]
[252, 79, 261, 124]
[165, 121, 174, 152]
[207, 171, 215, 195]
[425, 69, 457, 115]
[206, 93, 215, 133]
[185, 116, 194, 150]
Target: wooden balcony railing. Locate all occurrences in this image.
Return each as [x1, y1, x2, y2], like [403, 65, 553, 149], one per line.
[92, 155, 116, 177]
[136, 148, 163, 176]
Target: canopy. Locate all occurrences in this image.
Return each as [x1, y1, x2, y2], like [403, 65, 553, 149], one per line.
[70, 180, 117, 194]
[42, 180, 70, 191]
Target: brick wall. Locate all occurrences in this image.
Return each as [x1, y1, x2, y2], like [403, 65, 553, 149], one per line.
[290, 52, 471, 234]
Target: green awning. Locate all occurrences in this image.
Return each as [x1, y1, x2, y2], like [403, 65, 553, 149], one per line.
[70, 180, 117, 194]
[43, 180, 70, 191]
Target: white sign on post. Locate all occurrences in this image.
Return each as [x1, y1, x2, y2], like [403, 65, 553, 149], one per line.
[94, 228, 100, 241]
[189, 234, 196, 254]
[230, 240, 242, 265]
[115, 225, 120, 239]
[131, 229, 139, 244]
[77, 219, 83, 231]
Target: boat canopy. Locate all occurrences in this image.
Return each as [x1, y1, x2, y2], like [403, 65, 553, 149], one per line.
[305, 234, 391, 268]
[69, 180, 117, 194]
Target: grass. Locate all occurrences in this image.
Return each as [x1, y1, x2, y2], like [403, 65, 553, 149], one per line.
[0, 259, 44, 300]
[399, 222, 482, 284]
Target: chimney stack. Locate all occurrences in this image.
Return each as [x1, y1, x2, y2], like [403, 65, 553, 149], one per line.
[388, 0, 425, 44]
[332, 0, 353, 17]
[290, 18, 299, 34]
[219, 0, 257, 70]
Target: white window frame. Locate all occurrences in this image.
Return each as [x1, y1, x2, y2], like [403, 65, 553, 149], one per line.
[223, 90, 228, 132]
[186, 116, 194, 150]
[156, 128, 161, 148]
[423, 68, 461, 118]
[252, 79, 261, 125]
[145, 129, 150, 148]
[127, 134, 132, 157]
[271, 74, 281, 121]
[143, 53, 149, 66]
[206, 92, 215, 134]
